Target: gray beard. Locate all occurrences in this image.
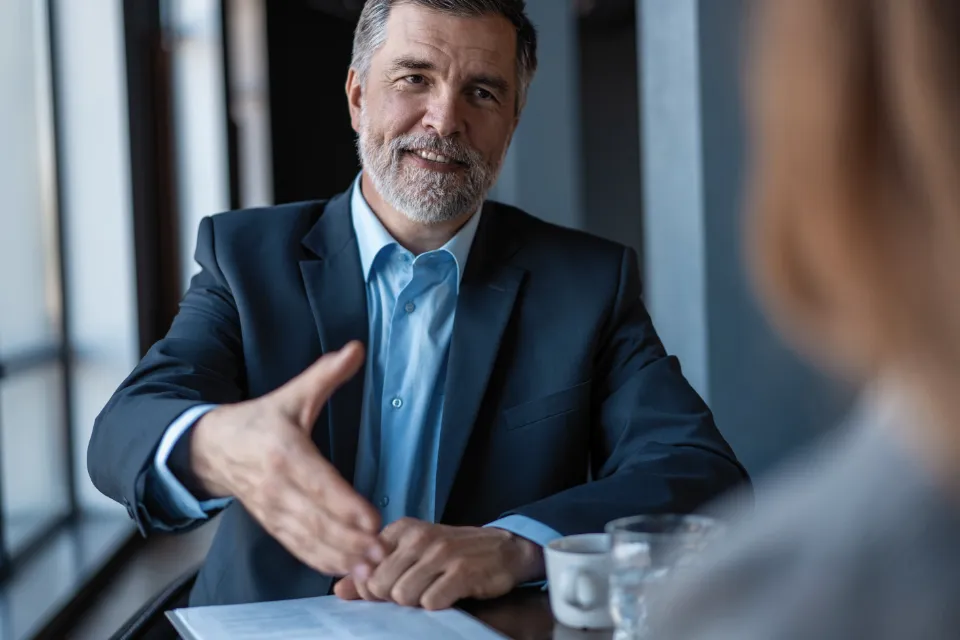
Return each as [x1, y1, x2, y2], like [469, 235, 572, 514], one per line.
[357, 108, 500, 225]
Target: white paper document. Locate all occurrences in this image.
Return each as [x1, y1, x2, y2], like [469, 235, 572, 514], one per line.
[166, 595, 508, 640]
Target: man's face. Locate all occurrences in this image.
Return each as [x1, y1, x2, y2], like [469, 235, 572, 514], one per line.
[348, 3, 520, 225]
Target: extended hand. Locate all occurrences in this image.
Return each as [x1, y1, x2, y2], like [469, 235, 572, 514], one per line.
[333, 518, 545, 610]
[189, 341, 387, 578]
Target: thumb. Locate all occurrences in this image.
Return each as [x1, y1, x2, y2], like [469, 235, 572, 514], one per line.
[274, 341, 365, 428]
[334, 576, 361, 600]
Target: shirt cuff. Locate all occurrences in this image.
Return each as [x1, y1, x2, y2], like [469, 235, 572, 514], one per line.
[152, 404, 233, 521]
[485, 515, 561, 589]
[485, 515, 563, 547]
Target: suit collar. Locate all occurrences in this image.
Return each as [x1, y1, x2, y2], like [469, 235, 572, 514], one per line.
[461, 199, 525, 279]
[300, 189, 355, 261]
[299, 191, 367, 485]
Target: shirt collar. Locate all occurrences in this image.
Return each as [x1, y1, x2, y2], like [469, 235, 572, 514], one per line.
[349, 173, 482, 285]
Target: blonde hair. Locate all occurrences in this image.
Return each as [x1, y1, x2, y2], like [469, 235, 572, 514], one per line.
[746, 0, 960, 376]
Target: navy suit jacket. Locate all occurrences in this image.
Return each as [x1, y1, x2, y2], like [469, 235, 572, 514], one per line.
[87, 190, 749, 606]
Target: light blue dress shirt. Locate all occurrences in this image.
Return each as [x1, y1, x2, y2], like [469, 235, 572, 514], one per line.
[149, 175, 561, 551]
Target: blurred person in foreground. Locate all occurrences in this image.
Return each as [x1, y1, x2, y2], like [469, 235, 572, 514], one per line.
[651, 0, 960, 638]
[87, 0, 747, 610]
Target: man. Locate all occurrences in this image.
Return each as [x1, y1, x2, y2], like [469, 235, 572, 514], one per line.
[88, 0, 747, 610]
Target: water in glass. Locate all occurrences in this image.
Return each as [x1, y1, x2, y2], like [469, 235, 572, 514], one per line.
[605, 515, 722, 639]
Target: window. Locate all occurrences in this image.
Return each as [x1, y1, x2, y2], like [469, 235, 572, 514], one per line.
[168, 0, 232, 290]
[0, 0, 230, 624]
[0, 0, 75, 574]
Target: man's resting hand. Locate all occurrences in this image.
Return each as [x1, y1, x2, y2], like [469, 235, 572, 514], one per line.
[334, 518, 545, 610]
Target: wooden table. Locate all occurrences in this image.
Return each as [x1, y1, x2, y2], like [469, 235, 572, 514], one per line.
[461, 590, 612, 640]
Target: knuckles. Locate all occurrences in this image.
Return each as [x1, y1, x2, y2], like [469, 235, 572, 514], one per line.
[446, 556, 472, 579]
[405, 527, 433, 551]
[425, 537, 456, 562]
[388, 517, 420, 536]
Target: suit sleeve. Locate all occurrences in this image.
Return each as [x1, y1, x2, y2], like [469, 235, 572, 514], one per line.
[86, 216, 246, 534]
[506, 247, 751, 535]
[145, 404, 233, 530]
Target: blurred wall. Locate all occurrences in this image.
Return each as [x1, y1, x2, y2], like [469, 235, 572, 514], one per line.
[489, 0, 583, 231]
[639, 0, 852, 477]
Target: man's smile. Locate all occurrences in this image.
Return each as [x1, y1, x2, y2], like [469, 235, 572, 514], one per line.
[402, 148, 468, 172]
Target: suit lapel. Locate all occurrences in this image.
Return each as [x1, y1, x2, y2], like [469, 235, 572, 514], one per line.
[299, 191, 367, 485]
[435, 204, 527, 520]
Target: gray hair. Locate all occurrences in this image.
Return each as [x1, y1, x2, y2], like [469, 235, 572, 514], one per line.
[350, 0, 538, 113]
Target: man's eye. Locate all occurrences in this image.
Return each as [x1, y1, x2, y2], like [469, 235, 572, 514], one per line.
[404, 75, 425, 85]
[474, 88, 494, 101]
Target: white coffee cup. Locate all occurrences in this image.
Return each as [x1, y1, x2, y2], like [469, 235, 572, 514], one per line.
[545, 533, 613, 630]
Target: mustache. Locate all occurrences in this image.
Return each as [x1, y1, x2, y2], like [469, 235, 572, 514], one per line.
[389, 134, 483, 166]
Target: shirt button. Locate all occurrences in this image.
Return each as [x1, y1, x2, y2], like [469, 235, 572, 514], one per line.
[379, 496, 390, 508]
[404, 301, 416, 313]
[391, 397, 403, 409]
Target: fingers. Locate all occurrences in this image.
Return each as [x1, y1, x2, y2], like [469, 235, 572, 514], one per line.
[354, 578, 382, 602]
[313, 472, 381, 533]
[353, 573, 384, 602]
[388, 559, 446, 607]
[302, 341, 365, 395]
[274, 342, 365, 427]
[251, 471, 380, 576]
[334, 577, 361, 600]
[282, 475, 385, 565]
[335, 574, 385, 602]
[366, 520, 429, 601]
[312, 507, 386, 566]
[367, 547, 420, 601]
[385, 526, 455, 605]
[263, 511, 357, 577]
[282, 436, 382, 533]
[335, 521, 510, 610]
[379, 516, 420, 545]
[420, 570, 472, 611]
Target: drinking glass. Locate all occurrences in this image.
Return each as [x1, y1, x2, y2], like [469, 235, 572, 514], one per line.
[605, 514, 723, 639]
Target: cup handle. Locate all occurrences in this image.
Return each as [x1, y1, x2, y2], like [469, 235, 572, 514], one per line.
[559, 567, 602, 611]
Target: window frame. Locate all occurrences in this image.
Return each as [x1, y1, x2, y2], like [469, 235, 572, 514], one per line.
[0, 0, 78, 581]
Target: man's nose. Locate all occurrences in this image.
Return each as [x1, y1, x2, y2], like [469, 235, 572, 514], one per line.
[421, 92, 463, 138]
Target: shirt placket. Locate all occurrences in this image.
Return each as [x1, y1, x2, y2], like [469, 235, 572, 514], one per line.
[375, 253, 433, 523]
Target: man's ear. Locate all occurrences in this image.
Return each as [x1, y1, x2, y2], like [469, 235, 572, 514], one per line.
[346, 68, 362, 133]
